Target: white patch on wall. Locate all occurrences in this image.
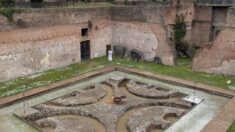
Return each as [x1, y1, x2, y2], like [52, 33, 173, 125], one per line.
[40, 52, 50, 65]
[0, 54, 17, 61]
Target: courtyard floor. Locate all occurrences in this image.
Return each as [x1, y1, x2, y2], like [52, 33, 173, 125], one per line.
[0, 56, 234, 131]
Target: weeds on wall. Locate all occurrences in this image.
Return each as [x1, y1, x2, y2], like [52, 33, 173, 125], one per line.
[173, 15, 187, 57]
[0, 0, 16, 22]
[0, 8, 23, 22]
[0, 8, 14, 22]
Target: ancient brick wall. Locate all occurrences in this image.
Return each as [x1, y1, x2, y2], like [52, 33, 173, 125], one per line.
[111, 6, 175, 25]
[111, 6, 175, 65]
[226, 7, 235, 27]
[192, 7, 235, 76]
[111, 21, 175, 65]
[0, 21, 112, 81]
[0, 6, 177, 81]
[0, 7, 111, 31]
[0, 34, 81, 81]
[213, 7, 228, 27]
[190, 5, 212, 47]
[0, 4, 234, 81]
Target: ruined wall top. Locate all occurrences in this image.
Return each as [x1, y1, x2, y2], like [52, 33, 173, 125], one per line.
[195, 0, 235, 6]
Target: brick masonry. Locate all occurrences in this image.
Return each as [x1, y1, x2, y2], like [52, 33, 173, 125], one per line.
[0, 4, 235, 81]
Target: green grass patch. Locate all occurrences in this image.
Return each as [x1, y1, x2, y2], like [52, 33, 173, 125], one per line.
[0, 57, 112, 98]
[0, 8, 24, 22]
[228, 121, 235, 132]
[112, 57, 235, 89]
[0, 56, 234, 98]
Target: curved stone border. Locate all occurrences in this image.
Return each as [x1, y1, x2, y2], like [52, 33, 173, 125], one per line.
[127, 106, 187, 132]
[126, 80, 186, 99]
[50, 85, 106, 106]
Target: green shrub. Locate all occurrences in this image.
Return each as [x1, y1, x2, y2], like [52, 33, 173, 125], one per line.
[0, 8, 23, 22]
[0, 8, 14, 22]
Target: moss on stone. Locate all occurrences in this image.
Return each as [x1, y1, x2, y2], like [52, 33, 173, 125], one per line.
[0, 8, 24, 22]
[228, 121, 235, 132]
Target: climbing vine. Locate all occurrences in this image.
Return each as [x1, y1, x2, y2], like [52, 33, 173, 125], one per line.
[173, 15, 187, 57]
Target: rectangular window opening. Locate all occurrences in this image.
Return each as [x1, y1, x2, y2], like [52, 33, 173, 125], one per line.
[81, 28, 89, 36]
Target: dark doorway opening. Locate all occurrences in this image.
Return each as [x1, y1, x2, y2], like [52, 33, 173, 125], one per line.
[80, 41, 90, 61]
[81, 28, 89, 36]
[106, 45, 111, 56]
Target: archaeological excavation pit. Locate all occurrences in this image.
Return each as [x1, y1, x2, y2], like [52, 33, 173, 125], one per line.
[0, 69, 231, 132]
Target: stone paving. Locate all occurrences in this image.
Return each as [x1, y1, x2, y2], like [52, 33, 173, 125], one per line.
[17, 77, 194, 132]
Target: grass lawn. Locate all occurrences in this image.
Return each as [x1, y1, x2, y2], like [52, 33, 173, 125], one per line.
[228, 122, 235, 132]
[0, 56, 234, 98]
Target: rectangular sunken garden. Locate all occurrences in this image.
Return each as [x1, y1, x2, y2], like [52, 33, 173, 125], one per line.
[13, 70, 229, 132]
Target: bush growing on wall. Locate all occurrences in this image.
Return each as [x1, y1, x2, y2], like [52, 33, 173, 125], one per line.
[173, 15, 187, 57]
[0, 8, 14, 22]
[0, 8, 23, 22]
